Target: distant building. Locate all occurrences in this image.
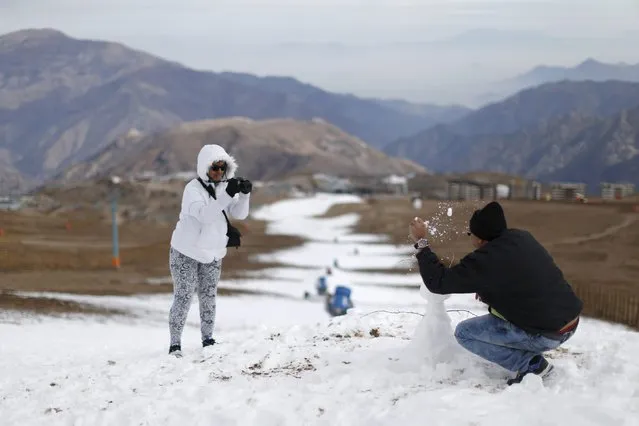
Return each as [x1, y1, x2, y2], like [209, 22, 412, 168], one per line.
[313, 174, 353, 193]
[0, 196, 24, 211]
[600, 182, 635, 200]
[508, 180, 542, 200]
[550, 182, 587, 200]
[381, 174, 409, 195]
[447, 179, 496, 201]
[315, 174, 412, 195]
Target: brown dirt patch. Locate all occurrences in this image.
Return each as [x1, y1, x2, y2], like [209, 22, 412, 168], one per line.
[0, 291, 127, 317]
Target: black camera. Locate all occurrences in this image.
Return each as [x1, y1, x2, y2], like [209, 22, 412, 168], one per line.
[237, 178, 252, 194]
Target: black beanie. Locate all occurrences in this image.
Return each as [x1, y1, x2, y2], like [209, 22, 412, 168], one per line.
[469, 201, 507, 241]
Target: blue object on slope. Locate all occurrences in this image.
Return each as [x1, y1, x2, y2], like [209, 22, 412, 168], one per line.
[316, 276, 328, 295]
[327, 285, 354, 317]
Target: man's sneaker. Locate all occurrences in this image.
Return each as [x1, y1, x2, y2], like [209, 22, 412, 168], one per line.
[168, 344, 182, 358]
[202, 338, 216, 348]
[507, 355, 554, 385]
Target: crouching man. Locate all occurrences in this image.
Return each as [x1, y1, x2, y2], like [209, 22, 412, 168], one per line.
[409, 202, 583, 385]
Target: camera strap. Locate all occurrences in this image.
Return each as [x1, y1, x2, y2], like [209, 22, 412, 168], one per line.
[197, 177, 232, 228]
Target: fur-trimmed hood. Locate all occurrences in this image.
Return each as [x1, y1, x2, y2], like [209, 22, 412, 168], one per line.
[196, 144, 238, 182]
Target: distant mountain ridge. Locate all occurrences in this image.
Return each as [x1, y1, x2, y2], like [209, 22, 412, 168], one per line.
[509, 58, 639, 89]
[477, 58, 639, 105]
[384, 80, 639, 189]
[0, 28, 467, 191]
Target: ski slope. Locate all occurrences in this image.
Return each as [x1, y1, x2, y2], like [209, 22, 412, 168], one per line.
[1, 193, 638, 426]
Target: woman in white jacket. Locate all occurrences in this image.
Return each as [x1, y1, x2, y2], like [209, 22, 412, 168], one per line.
[168, 144, 251, 357]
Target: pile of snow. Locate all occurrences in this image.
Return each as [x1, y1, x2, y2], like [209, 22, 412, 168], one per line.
[406, 292, 460, 367]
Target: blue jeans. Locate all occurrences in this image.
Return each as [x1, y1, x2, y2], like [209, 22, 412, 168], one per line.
[454, 314, 575, 373]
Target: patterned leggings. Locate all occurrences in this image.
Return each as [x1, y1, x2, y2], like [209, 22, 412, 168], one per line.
[168, 247, 222, 346]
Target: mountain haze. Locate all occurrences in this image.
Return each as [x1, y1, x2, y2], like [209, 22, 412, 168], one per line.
[507, 58, 639, 90]
[481, 58, 639, 104]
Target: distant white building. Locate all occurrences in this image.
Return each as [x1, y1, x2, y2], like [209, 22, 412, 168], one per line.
[382, 174, 409, 195]
[313, 174, 352, 193]
[0, 196, 24, 211]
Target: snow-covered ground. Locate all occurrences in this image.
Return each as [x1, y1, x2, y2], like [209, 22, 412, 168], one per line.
[1, 193, 639, 426]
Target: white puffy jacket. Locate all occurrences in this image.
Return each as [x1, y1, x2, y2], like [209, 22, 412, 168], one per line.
[170, 144, 250, 263]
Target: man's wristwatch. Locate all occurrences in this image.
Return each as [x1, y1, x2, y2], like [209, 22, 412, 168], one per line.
[414, 238, 429, 250]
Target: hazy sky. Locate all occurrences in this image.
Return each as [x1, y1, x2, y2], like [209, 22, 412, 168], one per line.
[1, 0, 638, 105]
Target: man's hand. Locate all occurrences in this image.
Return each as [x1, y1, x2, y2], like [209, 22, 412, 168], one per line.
[237, 177, 253, 194]
[225, 178, 241, 197]
[409, 217, 428, 243]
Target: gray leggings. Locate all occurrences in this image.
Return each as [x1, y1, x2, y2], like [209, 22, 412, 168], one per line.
[168, 247, 222, 346]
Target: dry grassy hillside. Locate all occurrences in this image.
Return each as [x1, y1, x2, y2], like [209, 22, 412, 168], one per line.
[57, 118, 427, 183]
[0, 188, 296, 296]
